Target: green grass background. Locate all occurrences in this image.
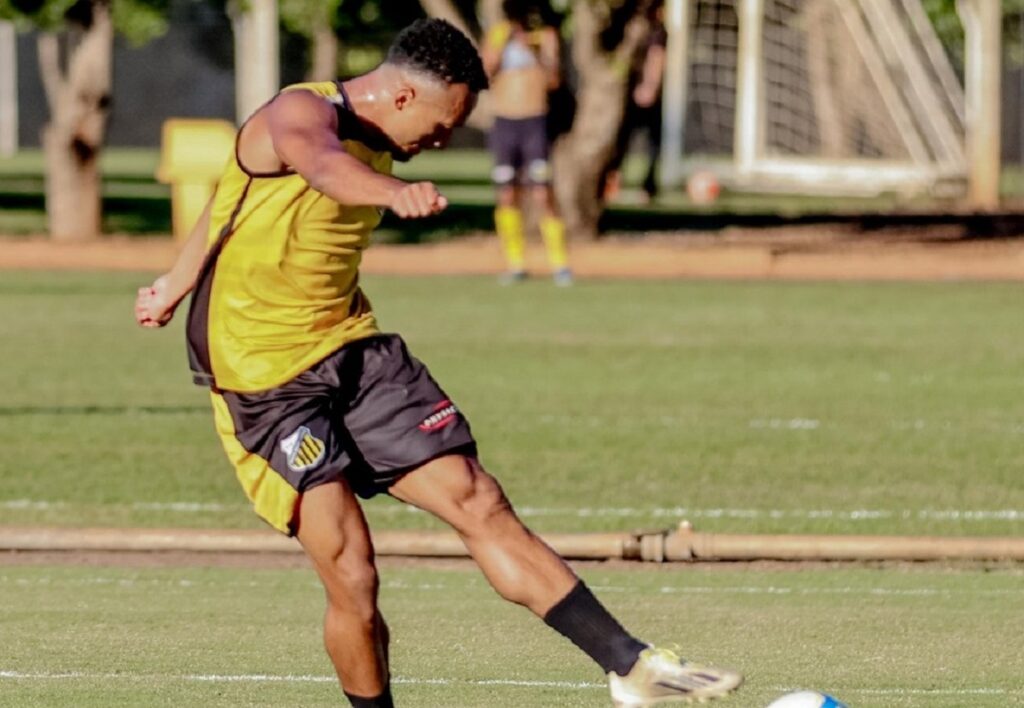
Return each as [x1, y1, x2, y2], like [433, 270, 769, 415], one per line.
[0, 271, 1021, 536]
[1, 270, 1022, 707]
[0, 563, 1022, 707]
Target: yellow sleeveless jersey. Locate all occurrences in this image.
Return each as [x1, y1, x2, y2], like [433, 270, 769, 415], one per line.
[186, 81, 392, 393]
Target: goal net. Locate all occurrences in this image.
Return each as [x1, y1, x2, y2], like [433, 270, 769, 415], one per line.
[664, 0, 968, 197]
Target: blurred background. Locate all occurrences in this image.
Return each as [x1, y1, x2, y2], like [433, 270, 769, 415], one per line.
[0, 0, 1019, 243]
[1, 6, 1022, 705]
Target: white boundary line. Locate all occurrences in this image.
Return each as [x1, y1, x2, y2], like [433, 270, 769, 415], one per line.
[2, 576, 1021, 595]
[0, 670, 601, 689]
[0, 577, 1019, 598]
[0, 670, 1020, 697]
[4, 499, 1024, 522]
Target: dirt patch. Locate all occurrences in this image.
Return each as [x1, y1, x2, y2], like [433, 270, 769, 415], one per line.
[2, 227, 1022, 281]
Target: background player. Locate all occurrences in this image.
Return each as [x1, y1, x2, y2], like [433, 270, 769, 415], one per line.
[604, 2, 667, 204]
[481, 0, 573, 285]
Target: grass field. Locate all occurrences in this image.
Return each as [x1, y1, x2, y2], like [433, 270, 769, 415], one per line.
[1, 270, 1023, 707]
[1, 270, 1022, 536]
[1, 561, 1022, 707]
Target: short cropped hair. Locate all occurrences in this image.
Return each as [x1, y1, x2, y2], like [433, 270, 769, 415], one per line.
[387, 19, 489, 93]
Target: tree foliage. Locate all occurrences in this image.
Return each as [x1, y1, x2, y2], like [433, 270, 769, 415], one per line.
[922, 0, 1024, 65]
[275, 0, 468, 43]
[0, 0, 169, 45]
[273, 0, 436, 77]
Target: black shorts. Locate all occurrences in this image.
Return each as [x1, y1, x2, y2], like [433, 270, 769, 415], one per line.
[209, 334, 476, 535]
[489, 116, 551, 186]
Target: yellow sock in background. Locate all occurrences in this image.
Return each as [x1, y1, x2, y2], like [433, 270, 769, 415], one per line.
[540, 215, 569, 270]
[495, 206, 526, 271]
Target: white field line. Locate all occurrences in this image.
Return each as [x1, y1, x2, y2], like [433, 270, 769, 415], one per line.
[4, 499, 1024, 523]
[0, 670, 599, 689]
[0, 670, 1020, 697]
[2, 576, 1022, 596]
[532, 414, 1024, 434]
[748, 418, 821, 429]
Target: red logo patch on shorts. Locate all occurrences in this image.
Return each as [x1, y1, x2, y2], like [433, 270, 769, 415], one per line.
[419, 400, 458, 432]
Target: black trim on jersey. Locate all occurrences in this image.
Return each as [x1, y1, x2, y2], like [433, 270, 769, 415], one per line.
[235, 111, 295, 179]
[186, 176, 253, 388]
[335, 80, 351, 110]
[333, 80, 400, 156]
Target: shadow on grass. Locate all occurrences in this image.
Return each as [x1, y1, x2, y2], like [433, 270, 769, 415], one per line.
[376, 202, 1024, 243]
[103, 195, 172, 234]
[4, 187, 1023, 242]
[0, 191, 172, 234]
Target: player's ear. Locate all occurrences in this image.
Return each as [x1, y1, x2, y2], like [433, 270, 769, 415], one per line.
[394, 86, 416, 111]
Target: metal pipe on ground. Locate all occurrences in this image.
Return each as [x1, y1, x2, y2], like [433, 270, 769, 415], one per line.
[372, 531, 641, 560]
[664, 525, 1024, 562]
[2, 525, 1024, 562]
[0, 527, 641, 560]
[0, 527, 298, 554]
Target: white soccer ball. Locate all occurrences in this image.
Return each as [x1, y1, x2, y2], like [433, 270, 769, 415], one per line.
[765, 690, 848, 708]
[685, 169, 721, 205]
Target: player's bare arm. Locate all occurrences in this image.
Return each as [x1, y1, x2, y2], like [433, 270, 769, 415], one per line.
[134, 194, 214, 328]
[481, 33, 504, 78]
[633, 42, 665, 107]
[258, 91, 446, 218]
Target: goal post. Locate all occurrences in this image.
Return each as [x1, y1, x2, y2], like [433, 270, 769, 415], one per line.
[958, 0, 1002, 210]
[659, 0, 1002, 202]
[660, 0, 692, 186]
[734, 0, 765, 180]
[0, 20, 16, 157]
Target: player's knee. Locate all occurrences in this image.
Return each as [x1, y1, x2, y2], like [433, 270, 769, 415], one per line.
[540, 187, 557, 211]
[496, 184, 518, 207]
[321, 553, 379, 618]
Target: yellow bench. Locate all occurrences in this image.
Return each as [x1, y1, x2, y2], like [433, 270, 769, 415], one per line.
[156, 119, 237, 242]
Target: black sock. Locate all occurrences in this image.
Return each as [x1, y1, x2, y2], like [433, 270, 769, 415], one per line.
[344, 686, 394, 708]
[543, 581, 647, 676]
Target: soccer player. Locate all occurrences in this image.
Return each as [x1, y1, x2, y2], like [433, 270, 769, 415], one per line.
[604, 2, 667, 204]
[134, 19, 740, 708]
[481, 0, 572, 285]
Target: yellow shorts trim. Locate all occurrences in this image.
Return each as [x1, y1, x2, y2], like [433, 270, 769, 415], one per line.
[210, 392, 299, 534]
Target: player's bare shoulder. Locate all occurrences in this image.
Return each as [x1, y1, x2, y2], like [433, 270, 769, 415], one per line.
[238, 90, 340, 175]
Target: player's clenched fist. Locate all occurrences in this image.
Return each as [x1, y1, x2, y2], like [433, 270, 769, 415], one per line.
[134, 275, 177, 328]
[388, 181, 448, 218]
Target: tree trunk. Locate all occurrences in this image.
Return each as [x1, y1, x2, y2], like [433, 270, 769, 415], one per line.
[552, 0, 653, 239]
[307, 22, 338, 81]
[38, 1, 113, 241]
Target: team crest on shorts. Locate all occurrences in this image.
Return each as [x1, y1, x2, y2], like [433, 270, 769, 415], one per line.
[279, 426, 326, 473]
